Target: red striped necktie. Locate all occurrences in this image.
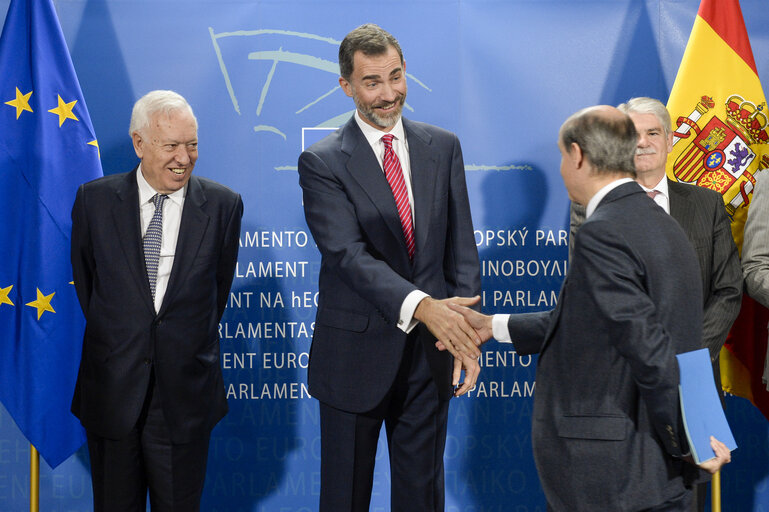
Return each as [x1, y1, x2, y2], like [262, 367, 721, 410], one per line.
[381, 134, 415, 259]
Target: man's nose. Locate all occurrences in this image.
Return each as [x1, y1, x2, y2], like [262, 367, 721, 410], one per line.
[380, 82, 398, 102]
[173, 146, 191, 164]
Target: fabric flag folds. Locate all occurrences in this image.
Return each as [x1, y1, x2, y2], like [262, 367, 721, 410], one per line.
[666, 0, 769, 421]
[0, 0, 103, 467]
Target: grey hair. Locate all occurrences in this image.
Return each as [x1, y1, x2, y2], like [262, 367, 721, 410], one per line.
[559, 106, 638, 178]
[129, 90, 197, 137]
[338, 24, 403, 80]
[617, 97, 672, 137]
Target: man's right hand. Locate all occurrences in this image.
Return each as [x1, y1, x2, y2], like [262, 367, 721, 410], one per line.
[434, 302, 494, 352]
[414, 295, 482, 359]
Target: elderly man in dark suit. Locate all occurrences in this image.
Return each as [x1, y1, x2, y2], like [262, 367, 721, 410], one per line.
[570, 97, 742, 512]
[448, 105, 731, 512]
[70, 90, 243, 512]
[298, 23, 481, 512]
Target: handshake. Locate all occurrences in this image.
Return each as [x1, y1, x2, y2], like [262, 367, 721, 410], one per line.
[413, 294, 493, 397]
[416, 295, 733, 475]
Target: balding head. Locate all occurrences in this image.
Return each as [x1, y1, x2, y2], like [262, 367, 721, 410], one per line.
[559, 105, 638, 177]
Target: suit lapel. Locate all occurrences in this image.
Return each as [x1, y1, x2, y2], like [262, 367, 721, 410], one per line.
[403, 119, 437, 263]
[343, 118, 412, 261]
[158, 176, 210, 315]
[667, 179, 694, 232]
[112, 169, 156, 315]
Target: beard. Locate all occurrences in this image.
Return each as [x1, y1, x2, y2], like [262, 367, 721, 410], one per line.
[353, 92, 406, 129]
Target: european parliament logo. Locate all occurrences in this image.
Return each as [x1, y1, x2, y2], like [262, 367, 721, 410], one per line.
[207, 28, 433, 163]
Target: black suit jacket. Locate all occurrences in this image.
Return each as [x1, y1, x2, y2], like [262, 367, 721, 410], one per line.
[70, 169, 242, 442]
[297, 117, 481, 412]
[513, 182, 703, 511]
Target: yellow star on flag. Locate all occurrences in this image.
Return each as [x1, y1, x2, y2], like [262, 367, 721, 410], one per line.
[88, 139, 100, 158]
[48, 94, 78, 127]
[0, 285, 14, 307]
[25, 288, 55, 320]
[4, 87, 33, 119]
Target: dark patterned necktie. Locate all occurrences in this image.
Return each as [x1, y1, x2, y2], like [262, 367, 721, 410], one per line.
[144, 193, 168, 299]
[381, 134, 415, 259]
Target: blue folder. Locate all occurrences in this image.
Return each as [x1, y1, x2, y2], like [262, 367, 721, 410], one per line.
[677, 348, 738, 463]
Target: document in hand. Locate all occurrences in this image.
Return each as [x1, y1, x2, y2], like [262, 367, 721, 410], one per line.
[677, 348, 738, 464]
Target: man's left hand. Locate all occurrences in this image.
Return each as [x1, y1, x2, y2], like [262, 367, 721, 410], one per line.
[452, 351, 480, 397]
[697, 436, 732, 474]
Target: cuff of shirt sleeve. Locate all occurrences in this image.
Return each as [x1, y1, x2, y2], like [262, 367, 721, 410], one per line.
[492, 314, 512, 343]
[399, 290, 429, 333]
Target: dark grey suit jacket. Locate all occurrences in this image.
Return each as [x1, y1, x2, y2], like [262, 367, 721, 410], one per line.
[518, 182, 702, 511]
[571, 179, 741, 361]
[297, 116, 481, 412]
[668, 180, 741, 360]
[70, 169, 243, 442]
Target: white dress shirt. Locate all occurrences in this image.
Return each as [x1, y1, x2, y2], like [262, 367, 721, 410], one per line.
[137, 166, 186, 313]
[353, 111, 426, 333]
[638, 175, 670, 214]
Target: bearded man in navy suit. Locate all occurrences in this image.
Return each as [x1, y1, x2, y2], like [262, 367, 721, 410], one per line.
[70, 90, 242, 512]
[298, 23, 481, 512]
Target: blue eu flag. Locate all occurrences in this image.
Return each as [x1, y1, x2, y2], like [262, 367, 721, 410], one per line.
[0, 0, 102, 468]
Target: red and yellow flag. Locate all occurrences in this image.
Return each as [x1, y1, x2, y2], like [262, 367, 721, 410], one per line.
[667, 0, 769, 421]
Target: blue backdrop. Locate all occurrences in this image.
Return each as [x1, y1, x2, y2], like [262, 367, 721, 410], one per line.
[1, 0, 769, 510]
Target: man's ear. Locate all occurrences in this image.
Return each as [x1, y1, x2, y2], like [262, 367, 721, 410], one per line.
[569, 142, 584, 169]
[132, 131, 144, 159]
[339, 76, 353, 98]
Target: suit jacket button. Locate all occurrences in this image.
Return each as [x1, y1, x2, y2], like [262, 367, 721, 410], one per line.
[144, 358, 152, 365]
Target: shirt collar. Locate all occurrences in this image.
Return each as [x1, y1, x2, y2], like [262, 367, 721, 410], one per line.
[136, 164, 187, 206]
[638, 175, 668, 198]
[585, 177, 634, 218]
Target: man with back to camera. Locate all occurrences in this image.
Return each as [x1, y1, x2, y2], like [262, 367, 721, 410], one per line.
[70, 90, 243, 511]
[570, 97, 742, 511]
[297, 23, 482, 511]
[446, 105, 731, 511]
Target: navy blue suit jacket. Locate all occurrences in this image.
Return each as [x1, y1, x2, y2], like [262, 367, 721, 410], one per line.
[510, 182, 703, 511]
[70, 169, 242, 442]
[298, 116, 481, 412]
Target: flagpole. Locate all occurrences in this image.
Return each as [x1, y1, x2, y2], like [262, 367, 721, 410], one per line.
[30, 444, 39, 512]
[711, 470, 721, 512]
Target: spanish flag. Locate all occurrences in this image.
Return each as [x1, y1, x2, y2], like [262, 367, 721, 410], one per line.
[666, 0, 769, 421]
